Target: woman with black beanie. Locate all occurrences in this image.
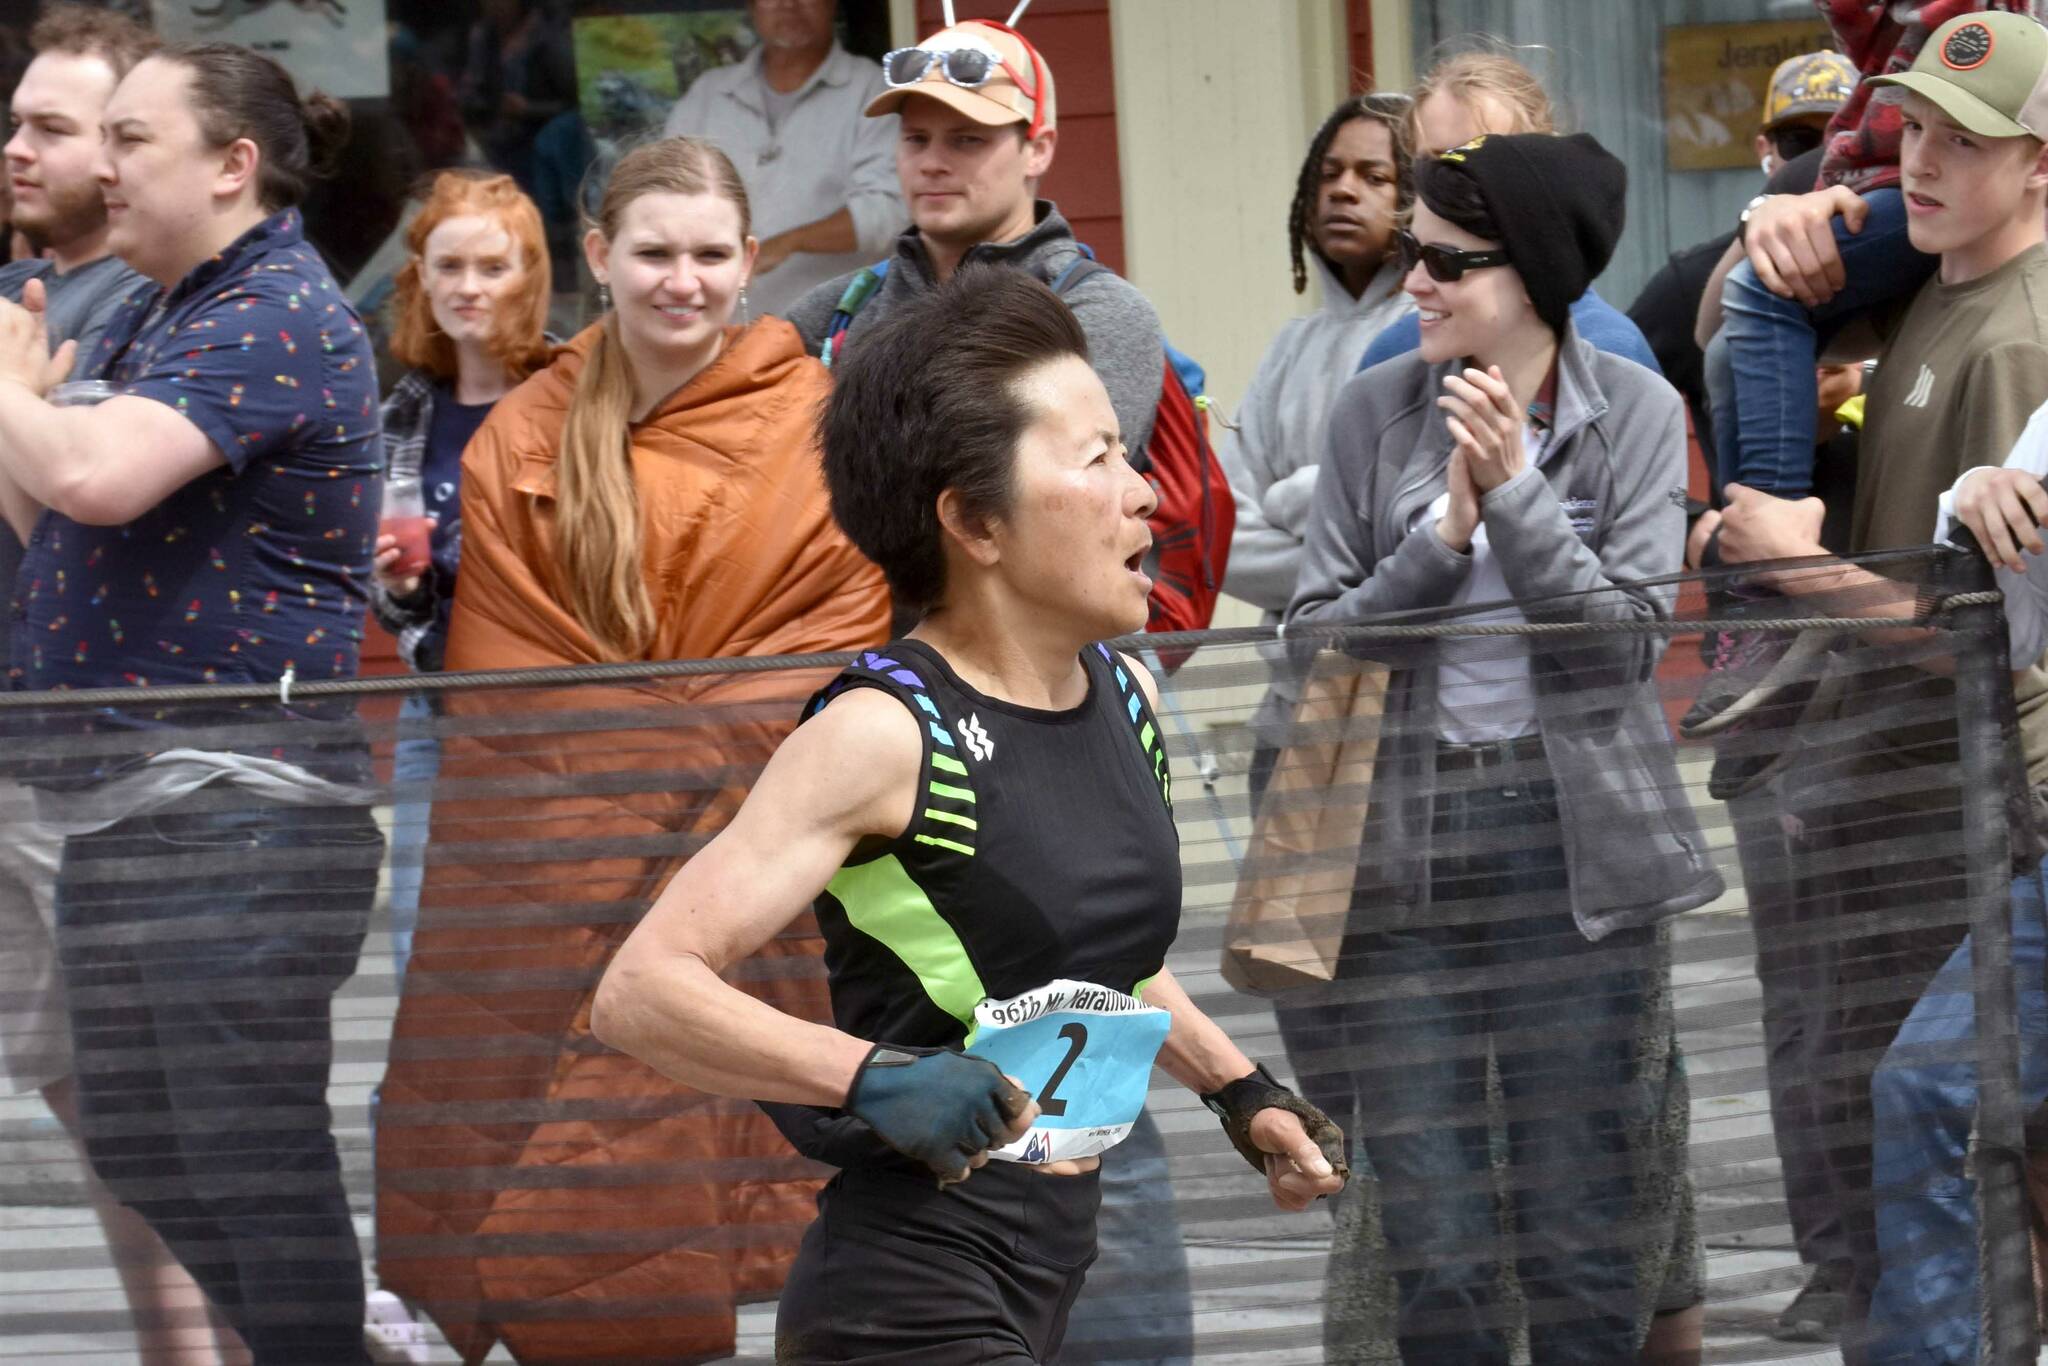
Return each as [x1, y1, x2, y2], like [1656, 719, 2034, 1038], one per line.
[1287, 131, 1722, 1364]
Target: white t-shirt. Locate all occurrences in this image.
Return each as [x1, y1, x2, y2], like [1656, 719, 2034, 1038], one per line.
[1425, 425, 1551, 743]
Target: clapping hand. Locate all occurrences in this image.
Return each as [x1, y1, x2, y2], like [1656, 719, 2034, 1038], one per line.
[0, 278, 77, 398]
[1439, 365, 1526, 494]
[1434, 365, 1522, 553]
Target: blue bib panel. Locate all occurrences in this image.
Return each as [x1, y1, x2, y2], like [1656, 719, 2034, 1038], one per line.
[965, 979, 1171, 1163]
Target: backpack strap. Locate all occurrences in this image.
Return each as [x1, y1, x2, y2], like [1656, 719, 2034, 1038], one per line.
[1048, 242, 1105, 297]
[820, 258, 891, 370]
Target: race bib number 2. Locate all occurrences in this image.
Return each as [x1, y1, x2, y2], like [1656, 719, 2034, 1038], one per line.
[963, 979, 1171, 1164]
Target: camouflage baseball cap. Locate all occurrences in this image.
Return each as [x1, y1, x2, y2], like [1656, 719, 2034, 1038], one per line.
[1870, 10, 2048, 139]
[1761, 50, 1857, 130]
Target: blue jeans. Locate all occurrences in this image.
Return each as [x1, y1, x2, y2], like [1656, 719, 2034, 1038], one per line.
[1713, 187, 1931, 495]
[55, 794, 381, 1365]
[387, 691, 440, 980]
[1346, 774, 1655, 1364]
[1055, 1107, 1194, 1363]
[1867, 863, 2048, 1365]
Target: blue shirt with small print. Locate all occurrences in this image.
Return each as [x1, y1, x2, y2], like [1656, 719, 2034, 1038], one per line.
[7, 210, 381, 783]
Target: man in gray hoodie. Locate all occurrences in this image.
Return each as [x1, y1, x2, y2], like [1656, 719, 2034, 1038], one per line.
[781, 17, 1164, 467]
[1220, 91, 1415, 621]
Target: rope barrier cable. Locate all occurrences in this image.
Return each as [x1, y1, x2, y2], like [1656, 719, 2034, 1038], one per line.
[0, 591, 2002, 710]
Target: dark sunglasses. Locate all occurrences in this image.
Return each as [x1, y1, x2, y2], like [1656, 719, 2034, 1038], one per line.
[1769, 123, 1825, 164]
[1395, 228, 1510, 283]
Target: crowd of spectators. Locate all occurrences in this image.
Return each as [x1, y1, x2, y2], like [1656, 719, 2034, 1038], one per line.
[0, 1, 2044, 1363]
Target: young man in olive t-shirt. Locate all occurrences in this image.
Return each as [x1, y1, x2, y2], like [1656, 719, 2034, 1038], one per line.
[1713, 13, 2048, 1358]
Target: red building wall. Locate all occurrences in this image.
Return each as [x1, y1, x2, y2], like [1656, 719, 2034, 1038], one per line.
[1348, 0, 1376, 90]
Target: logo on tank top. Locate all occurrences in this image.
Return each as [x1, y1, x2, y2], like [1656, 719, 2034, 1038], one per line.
[957, 713, 994, 762]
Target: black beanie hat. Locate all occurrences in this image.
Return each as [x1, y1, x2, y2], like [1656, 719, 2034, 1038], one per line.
[1417, 132, 1628, 335]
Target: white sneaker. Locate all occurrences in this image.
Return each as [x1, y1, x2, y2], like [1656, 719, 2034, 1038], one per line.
[364, 1289, 432, 1364]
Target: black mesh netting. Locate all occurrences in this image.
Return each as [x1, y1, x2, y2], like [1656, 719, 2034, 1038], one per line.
[0, 543, 2040, 1363]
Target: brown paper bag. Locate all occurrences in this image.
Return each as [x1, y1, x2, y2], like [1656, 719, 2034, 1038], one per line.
[1221, 654, 1388, 995]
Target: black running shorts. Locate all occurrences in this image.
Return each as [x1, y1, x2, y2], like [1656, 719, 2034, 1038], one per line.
[775, 1161, 1101, 1363]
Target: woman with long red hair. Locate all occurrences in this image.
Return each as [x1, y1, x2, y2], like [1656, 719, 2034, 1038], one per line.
[369, 169, 552, 978]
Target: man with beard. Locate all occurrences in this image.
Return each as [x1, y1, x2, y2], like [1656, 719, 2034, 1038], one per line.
[0, 6, 151, 368]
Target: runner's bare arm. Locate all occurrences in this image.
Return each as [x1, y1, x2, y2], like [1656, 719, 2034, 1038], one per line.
[591, 687, 922, 1106]
[1145, 967, 1347, 1209]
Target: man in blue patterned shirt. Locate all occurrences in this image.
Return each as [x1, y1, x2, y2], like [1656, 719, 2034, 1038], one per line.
[0, 43, 382, 1364]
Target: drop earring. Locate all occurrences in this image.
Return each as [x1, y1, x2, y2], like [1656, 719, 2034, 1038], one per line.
[597, 279, 612, 312]
[740, 285, 751, 325]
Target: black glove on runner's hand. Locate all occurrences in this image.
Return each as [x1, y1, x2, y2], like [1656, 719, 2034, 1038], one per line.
[1201, 1062, 1350, 1182]
[845, 1043, 1031, 1184]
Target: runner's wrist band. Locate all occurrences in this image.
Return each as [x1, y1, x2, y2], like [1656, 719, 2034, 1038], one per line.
[1199, 1063, 1350, 1180]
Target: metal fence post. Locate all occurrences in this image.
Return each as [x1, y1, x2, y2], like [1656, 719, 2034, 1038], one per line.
[1938, 537, 2039, 1365]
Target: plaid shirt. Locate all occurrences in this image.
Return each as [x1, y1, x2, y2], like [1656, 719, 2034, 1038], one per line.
[367, 369, 458, 672]
[1817, 1, 2034, 192]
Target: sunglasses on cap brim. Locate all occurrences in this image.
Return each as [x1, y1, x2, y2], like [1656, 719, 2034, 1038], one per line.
[881, 20, 1050, 139]
[1395, 228, 1510, 284]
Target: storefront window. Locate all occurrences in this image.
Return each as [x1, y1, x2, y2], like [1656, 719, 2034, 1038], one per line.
[0, 1, 892, 360]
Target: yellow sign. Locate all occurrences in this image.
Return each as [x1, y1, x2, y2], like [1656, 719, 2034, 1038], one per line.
[1662, 19, 1837, 172]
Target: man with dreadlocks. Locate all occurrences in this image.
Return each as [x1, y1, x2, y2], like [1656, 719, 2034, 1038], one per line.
[1220, 92, 1414, 622]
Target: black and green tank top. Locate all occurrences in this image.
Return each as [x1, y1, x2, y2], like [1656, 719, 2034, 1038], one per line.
[765, 638, 1182, 1167]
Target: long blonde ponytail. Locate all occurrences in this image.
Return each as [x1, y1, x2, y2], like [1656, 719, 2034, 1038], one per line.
[556, 312, 654, 659]
[554, 137, 752, 660]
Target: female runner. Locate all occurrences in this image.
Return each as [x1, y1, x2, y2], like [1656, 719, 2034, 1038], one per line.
[593, 264, 1348, 1364]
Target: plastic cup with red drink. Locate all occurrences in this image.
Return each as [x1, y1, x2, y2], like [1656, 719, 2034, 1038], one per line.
[380, 473, 435, 582]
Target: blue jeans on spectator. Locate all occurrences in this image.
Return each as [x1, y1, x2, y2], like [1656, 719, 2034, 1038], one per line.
[1713, 187, 1930, 495]
[1056, 1106, 1194, 1363]
[1867, 860, 2048, 1365]
[1347, 772, 1654, 1364]
[55, 794, 381, 1365]
[387, 691, 440, 980]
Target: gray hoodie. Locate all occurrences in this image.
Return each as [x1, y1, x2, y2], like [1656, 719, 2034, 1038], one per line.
[1286, 328, 1723, 940]
[1220, 253, 1412, 618]
[785, 201, 1164, 462]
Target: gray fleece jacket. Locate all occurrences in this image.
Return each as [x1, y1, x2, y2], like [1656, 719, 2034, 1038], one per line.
[1286, 328, 1723, 940]
[1220, 253, 1412, 618]
[784, 201, 1164, 462]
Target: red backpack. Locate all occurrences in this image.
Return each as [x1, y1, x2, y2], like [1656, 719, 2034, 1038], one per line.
[822, 251, 1234, 645]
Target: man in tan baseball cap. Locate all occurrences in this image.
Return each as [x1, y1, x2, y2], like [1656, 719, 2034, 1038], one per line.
[865, 17, 1055, 139]
[857, 18, 1058, 279]
[784, 16, 1169, 493]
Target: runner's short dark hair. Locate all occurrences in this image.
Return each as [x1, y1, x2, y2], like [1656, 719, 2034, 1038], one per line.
[820, 265, 1091, 615]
